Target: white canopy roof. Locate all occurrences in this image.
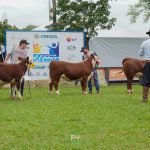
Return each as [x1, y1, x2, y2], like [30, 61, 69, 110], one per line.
[97, 27, 147, 38]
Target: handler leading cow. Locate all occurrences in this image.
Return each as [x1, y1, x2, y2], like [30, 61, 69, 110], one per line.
[140, 29, 150, 102]
[49, 54, 99, 95]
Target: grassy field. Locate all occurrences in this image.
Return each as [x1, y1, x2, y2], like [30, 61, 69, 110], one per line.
[0, 84, 150, 150]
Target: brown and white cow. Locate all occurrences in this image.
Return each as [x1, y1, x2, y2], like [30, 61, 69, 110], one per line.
[122, 57, 145, 93]
[49, 54, 97, 95]
[0, 57, 30, 99]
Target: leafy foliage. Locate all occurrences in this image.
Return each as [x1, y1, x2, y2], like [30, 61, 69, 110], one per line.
[22, 24, 38, 30]
[46, 0, 116, 37]
[0, 19, 18, 44]
[128, 0, 150, 23]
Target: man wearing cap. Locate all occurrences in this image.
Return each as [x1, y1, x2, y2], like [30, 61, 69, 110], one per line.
[80, 47, 100, 94]
[140, 30, 150, 102]
[4, 39, 29, 97]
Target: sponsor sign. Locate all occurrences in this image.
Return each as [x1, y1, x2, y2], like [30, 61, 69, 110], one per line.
[6, 31, 84, 80]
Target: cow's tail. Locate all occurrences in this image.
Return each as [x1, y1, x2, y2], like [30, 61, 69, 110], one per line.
[122, 58, 131, 66]
[117, 69, 124, 74]
[117, 58, 131, 74]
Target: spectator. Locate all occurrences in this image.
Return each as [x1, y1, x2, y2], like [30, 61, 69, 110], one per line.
[140, 29, 150, 102]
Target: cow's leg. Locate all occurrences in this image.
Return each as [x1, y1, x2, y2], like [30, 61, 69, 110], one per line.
[54, 78, 60, 95]
[11, 83, 16, 99]
[80, 79, 87, 94]
[81, 77, 88, 95]
[124, 71, 134, 94]
[127, 77, 134, 94]
[49, 82, 53, 94]
[80, 80, 83, 89]
[16, 81, 22, 100]
[49, 74, 54, 94]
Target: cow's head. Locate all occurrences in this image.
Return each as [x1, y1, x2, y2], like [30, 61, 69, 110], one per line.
[18, 57, 30, 66]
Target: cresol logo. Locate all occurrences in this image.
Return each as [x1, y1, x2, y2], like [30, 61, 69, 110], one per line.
[41, 35, 58, 38]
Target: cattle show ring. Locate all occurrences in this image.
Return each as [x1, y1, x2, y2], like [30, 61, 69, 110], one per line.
[0, 30, 150, 149]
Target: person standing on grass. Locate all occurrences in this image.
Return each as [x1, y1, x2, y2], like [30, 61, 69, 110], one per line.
[4, 39, 29, 98]
[139, 29, 150, 102]
[80, 47, 100, 94]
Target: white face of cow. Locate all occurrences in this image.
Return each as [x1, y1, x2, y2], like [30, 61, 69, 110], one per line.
[91, 54, 98, 68]
[91, 58, 96, 68]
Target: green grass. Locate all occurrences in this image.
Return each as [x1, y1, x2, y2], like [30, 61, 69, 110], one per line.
[1, 84, 150, 150]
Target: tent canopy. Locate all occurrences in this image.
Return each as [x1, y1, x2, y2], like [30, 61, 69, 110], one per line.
[89, 37, 147, 67]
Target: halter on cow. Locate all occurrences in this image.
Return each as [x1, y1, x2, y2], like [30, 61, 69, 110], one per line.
[121, 57, 145, 93]
[49, 54, 97, 95]
[0, 57, 30, 99]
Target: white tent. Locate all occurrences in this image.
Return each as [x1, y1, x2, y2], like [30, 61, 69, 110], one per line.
[32, 25, 47, 31]
[97, 27, 146, 38]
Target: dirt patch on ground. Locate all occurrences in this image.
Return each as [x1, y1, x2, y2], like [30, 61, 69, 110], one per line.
[24, 78, 75, 88]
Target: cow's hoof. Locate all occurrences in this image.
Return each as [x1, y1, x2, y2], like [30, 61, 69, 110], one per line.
[49, 91, 53, 95]
[127, 89, 134, 94]
[56, 90, 60, 95]
[141, 99, 148, 102]
[131, 90, 134, 94]
[11, 96, 16, 100]
[18, 96, 23, 100]
[82, 91, 88, 95]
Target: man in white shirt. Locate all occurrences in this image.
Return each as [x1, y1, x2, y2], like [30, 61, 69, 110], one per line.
[140, 30, 150, 102]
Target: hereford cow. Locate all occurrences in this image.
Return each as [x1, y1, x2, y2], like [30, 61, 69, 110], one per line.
[49, 54, 97, 95]
[122, 57, 146, 93]
[0, 57, 30, 99]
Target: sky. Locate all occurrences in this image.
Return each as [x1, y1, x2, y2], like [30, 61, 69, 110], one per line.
[0, 0, 149, 37]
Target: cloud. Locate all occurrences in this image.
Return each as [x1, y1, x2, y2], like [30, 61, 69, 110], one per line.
[0, 0, 49, 28]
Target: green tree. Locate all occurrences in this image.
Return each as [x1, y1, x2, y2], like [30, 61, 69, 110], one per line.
[22, 24, 38, 30]
[46, 0, 116, 37]
[0, 19, 18, 44]
[128, 0, 150, 23]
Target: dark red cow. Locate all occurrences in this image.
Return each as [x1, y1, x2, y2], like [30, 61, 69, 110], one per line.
[49, 54, 97, 95]
[122, 57, 145, 93]
[0, 57, 30, 99]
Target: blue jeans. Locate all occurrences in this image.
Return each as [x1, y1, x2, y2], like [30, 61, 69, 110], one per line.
[88, 70, 100, 93]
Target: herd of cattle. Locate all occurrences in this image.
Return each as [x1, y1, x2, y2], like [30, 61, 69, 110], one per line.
[0, 53, 147, 99]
